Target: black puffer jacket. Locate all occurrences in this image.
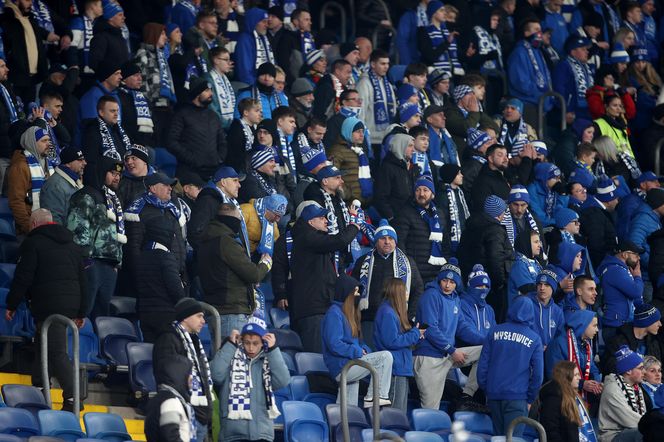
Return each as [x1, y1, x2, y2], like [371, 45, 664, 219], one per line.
[167, 104, 227, 181]
[393, 201, 449, 285]
[469, 164, 511, 212]
[374, 152, 420, 221]
[88, 19, 130, 72]
[188, 187, 224, 251]
[538, 381, 580, 442]
[601, 324, 663, 376]
[579, 204, 617, 269]
[290, 219, 358, 323]
[648, 228, 664, 312]
[81, 118, 130, 189]
[135, 248, 185, 315]
[7, 224, 87, 321]
[457, 212, 513, 289]
[117, 173, 147, 210]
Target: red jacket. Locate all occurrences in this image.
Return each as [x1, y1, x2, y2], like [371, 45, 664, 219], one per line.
[586, 85, 637, 120]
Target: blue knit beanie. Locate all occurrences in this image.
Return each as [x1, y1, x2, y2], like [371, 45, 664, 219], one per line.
[554, 208, 579, 229]
[438, 257, 462, 286]
[264, 194, 288, 216]
[568, 167, 595, 189]
[468, 264, 491, 289]
[615, 345, 644, 374]
[634, 304, 661, 328]
[251, 146, 276, 170]
[508, 185, 530, 204]
[397, 84, 418, 106]
[374, 219, 398, 242]
[427, 0, 445, 19]
[536, 269, 559, 292]
[504, 98, 524, 115]
[103, 0, 123, 20]
[166, 23, 180, 37]
[466, 128, 491, 151]
[484, 195, 507, 218]
[594, 175, 618, 202]
[414, 175, 436, 195]
[399, 102, 421, 123]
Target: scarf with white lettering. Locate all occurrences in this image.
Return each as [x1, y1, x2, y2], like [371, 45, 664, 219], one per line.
[502, 209, 539, 248]
[418, 201, 446, 265]
[251, 171, 277, 196]
[104, 185, 126, 243]
[121, 87, 153, 134]
[240, 119, 255, 152]
[619, 152, 642, 179]
[567, 56, 593, 107]
[254, 197, 275, 255]
[350, 145, 373, 199]
[276, 129, 296, 179]
[322, 188, 350, 273]
[210, 69, 235, 125]
[499, 118, 529, 156]
[412, 151, 430, 175]
[416, 3, 428, 27]
[300, 31, 315, 54]
[426, 24, 450, 72]
[25, 150, 53, 210]
[446, 185, 469, 250]
[368, 69, 395, 131]
[358, 249, 411, 311]
[98, 118, 132, 158]
[474, 26, 503, 71]
[157, 46, 176, 103]
[228, 341, 279, 420]
[32, 0, 54, 33]
[173, 321, 212, 408]
[178, 0, 199, 16]
[524, 40, 550, 90]
[254, 30, 275, 69]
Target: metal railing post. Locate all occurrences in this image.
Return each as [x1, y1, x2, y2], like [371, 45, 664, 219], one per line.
[339, 359, 404, 442]
[506, 416, 547, 442]
[41, 314, 80, 418]
[199, 302, 221, 357]
[319, 2, 348, 43]
[654, 138, 664, 176]
[537, 91, 567, 139]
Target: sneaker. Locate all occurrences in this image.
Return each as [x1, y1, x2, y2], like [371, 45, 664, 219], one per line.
[456, 395, 490, 414]
[363, 397, 392, 408]
[61, 399, 81, 413]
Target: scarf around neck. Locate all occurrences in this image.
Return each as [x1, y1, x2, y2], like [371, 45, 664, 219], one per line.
[253, 30, 275, 69]
[173, 321, 213, 408]
[210, 69, 235, 124]
[358, 249, 411, 311]
[446, 185, 469, 250]
[417, 201, 446, 266]
[25, 150, 53, 211]
[523, 40, 550, 91]
[157, 45, 176, 103]
[228, 343, 279, 420]
[121, 87, 153, 134]
[0, 83, 18, 123]
[98, 117, 132, 158]
[254, 197, 276, 255]
[368, 70, 395, 131]
[567, 56, 594, 107]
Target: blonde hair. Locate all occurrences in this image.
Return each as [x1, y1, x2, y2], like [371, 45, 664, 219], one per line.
[383, 278, 412, 332]
[551, 361, 583, 426]
[613, 28, 635, 48]
[628, 61, 662, 96]
[593, 135, 619, 163]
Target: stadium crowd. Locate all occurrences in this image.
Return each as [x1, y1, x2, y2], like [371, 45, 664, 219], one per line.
[8, 0, 664, 441]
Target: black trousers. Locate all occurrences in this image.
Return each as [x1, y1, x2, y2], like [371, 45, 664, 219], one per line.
[32, 321, 76, 401]
[139, 311, 176, 344]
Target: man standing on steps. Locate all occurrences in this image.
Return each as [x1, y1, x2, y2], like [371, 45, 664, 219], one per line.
[153, 297, 213, 442]
[6, 209, 87, 413]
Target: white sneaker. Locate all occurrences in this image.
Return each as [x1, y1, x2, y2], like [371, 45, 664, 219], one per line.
[363, 398, 391, 408]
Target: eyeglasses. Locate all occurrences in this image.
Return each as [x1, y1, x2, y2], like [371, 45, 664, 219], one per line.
[216, 57, 231, 62]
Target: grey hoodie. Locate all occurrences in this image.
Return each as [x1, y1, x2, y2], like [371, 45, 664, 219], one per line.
[389, 133, 414, 161]
[598, 373, 647, 442]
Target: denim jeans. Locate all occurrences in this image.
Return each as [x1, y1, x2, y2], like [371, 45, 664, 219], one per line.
[613, 428, 643, 442]
[388, 375, 409, 411]
[195, 420, 208, 442]
[295, 315, 325, 353]
[488, 399, 528, 436]
[86, 260, 117, 320]
[219, 314, 250, 338]
[335, 351, 393, 406]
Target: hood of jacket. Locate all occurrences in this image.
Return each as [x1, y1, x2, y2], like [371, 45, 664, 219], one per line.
[507, 295, 536, 326]
[565, 308, 596, 339]
[596, 254, 630, 276]
[200, 217, 235, 241]
[554, 241, 586, 274]
[244, 7, 267, 33]
[389, 133, 414, 161]
[154, 354, 193, 401]
[29, 223, 75, 244]
[93, 17, 121, 35]
[335, 273, 362, 303]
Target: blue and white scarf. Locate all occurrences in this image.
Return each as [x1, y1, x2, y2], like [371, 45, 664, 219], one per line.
[300, 31, 315, 55]
[446, 185, 469, 251]
[576, 396, 598, 442]
[45, 123, 61, 165]
[358, 248, 411, 311]
[157, 46, 176, 103]
[502, 209, 539, 248]
[499, 118, 529, 156]
[75, 16, 94, 71]
[159, 384, 196, 440]
[1, 83, 18, 123]
[228, 338, 279, 420]
[125, 192, 186, 229]
[98, 118, 132, 158]
[416, 3, 428, 27]
[523, 40, 550, 90]
[418, 202, 446, 265]
[240, 119, 255, 152]
[25, 150, 54, 210]
[561, 229, 576, 244]
[104, 185, 126, 244]
[412, 151, 431, 175]
[173, 321, 213, 408]
[252, 171, 277, 196]
[276, 129, 296, 179]
[32, 0, 54, 34]
[322, 188, 351, 274]
[474, 26, 503, 71]
[206, 181, 251, 256]
[254, 30, 275, 69]
[567, 56, 593, 107]
[210, 70, 235, 125]
[428, 127, 459, 166]
[178, 0, 199, 17]
[368, 70, 395, 131]
[121, 87, 154, 134]
[426, 24, 450, 72]
[254, 197, 276, 255]
[350, 145, 373, 199]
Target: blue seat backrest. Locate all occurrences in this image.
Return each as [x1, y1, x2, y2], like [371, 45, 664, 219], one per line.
[0, 407, 40, 437]
[1, 384, 48, 419]
[282, 352, 296, 375]
[295, 352, 328, 375]
[452, 411, 494, 435]
[411, 409, 452, 433]
[270, 329, 302, 353]
[95, 317, 138, 366]
[0, 199, 11, 219]
[403, 431, 444, 441]
[38, 410, 86, 441]
[83, 412, 131, 442]
[0, 264, 15, 289]
[68, 319, 105, 366]
[282, 400, 329, 442]
[270, 308, 290, 329]
[127, 342, 156, 394]
[289, 375, 309, 401]
[326, 403, 369, 442]
[369, 407, 410, 436]
[154, 148, 177, 177]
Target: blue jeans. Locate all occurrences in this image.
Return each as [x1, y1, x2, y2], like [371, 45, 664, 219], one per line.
[388, 375, 409, 411]
[195, 420, 208, 442]
[219, 314, 249, 338]
[86, 260, 117, 320]
[488, 399, 528, 437]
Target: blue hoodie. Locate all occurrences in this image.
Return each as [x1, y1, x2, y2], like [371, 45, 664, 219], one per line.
[321, 275, 371, 379]
[414, 281, 467, 358]
[508, 253, 542, 308]
[597, 255, 644, 327]
[627, 204, 661, 272]
[545, 309, 600, 382]
[562, 293, 594, 323]
[234, 8, 271, 85]
[458, 287, 496, 345]
[528, 292, 564, 348]
[477, 296, 544, 403]
[526, 163, 569, 227]
[616, 191, 648, 241]
[550, 242, 587, 294]
[373, 301, 421, 377]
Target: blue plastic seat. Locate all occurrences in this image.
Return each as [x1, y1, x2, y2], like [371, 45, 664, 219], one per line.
[95, 317, 139, 367]
[361, 429, 399, 442]
[388, 65, 407, 85]
[326, 403, 370, 442]
[0, 435, 21, 442]
[270, 307, 290, 329]
[38, 410, 86, 441]
[289, 375, 309, 401]
[0, 264, 15, 289]
[294, 352, 328, 375]
[0, 288, 27, 337]
[154, 148, 177, 177]
[404, 431, 444, 442]
[0, 220, 15, 238]
[83, 412, 131, 442]
[304, 392, 337, 418]
[282, 351, 296, 375]
[0, 408, 39, 437]
[1, 385, 49, 418]
[67, 319, 105, 369]
[369, 407, 411, 436]
[270, 329, 302, 356]
[127, 342, 156, 396]
[273, 386, 291, 425]
[0, 238, 18, 263]
[411, 409, 452, 437]
[282, 401, 329, 442]
[489, 437, 527, 442]
[453, 412, 494, 436]
[0, 199, 11, 220]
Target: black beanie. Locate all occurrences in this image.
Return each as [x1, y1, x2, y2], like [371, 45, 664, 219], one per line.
[188, 76, 210, 101]
[257, 62, 277, 78]
[120, 61, 141, 79]
[267, 5, 284, 21]
[95, 60, 121, 82]
[175, 298, 203, 322]
[646, 188, 664, 210]
[439, 164, 461, 184]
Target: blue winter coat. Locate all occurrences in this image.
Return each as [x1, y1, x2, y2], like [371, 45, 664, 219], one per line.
[552, 58, 592, 120]
[170, 2, 197, 34]
[322, 302, 371, 379]
[414, 282, 474, 358]
[542, 10, 569, 54]
[373, 301, 421, 377]
[627, 204, 661, 271]
[616, 191, 647, 240]
[234, 8, 272, 86]
[507, 40, 553, 110]
[545, 309, 601, 382]
[598, 255, 644, 327]
[477, 296, 544, 403]
[396, 10, 421, 65]
[508, 253, 542, 308]
[527, 165, 569, 227]
[550, 241, 588, 294]
[528, 293, 564, 348]
[234, 87, 288, 120]
[458, 287, 496, 345]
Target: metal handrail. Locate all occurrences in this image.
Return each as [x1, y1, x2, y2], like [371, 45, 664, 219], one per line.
[319, 1, 348, 43]
[506, 416, 547, 442]
[348, 0, 357, 38]
[199, 302, 221, 356]
[339, 359, 404, 442]
[537, 91, 567, 139]
[654, 138, 664, 175]
[41, 314, 80, 418]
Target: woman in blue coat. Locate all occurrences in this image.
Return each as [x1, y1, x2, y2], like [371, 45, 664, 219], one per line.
[322, 274, 394, 408]
[374, 278, 425, 411]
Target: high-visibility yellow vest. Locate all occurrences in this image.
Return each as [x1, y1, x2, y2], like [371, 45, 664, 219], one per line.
[593, 117, 635, 158]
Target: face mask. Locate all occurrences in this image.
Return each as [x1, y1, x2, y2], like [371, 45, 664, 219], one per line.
[218, 215, 241, 233]
[344, 106, 362, 117]
[469, 287, 490, 300]
[528, 32, 543, 48]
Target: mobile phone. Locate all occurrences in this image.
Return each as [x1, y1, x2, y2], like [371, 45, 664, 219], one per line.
[419, 323, 429, 330]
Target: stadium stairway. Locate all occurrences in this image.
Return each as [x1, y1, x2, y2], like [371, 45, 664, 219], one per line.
[0, 372, 146, 440]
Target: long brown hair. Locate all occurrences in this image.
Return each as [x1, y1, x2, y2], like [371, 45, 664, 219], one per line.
[143, 22, 165, 46]
[342, 289, 362, 338]
[628, 61, 662, 96]
[383, 278, 412, 332]
[551, 361, 583, 426]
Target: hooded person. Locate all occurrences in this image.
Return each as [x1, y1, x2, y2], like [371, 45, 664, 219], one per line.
[528, 269, 564, 348]
[545, 309, 602, 398]
[321, 273, 394, 407]
[145, 355, 196, 441]
[374, 133, 419, 221]
[477, 296, 544, 437]
[458, 264, 497, 348]
[549, 241, 588, 299]
[526, 162, 569, 227]
[240, 194, 287, 256]
[234, 62, 286, 121]
[210, 312, 291, 442]
[234, 8, 275, 86]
